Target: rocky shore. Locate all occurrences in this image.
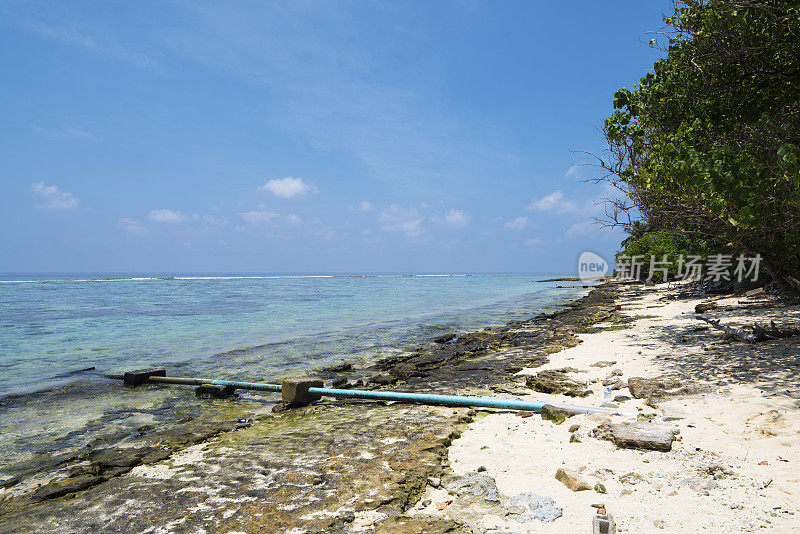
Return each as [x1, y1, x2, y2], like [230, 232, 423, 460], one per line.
[0, 283, 627, 532]
[7, 281, 796, 532]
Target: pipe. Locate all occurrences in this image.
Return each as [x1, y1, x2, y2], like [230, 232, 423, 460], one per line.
[131, 375, 632, 416]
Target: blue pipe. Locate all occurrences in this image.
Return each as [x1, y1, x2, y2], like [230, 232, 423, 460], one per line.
[201, 379, 628, 416]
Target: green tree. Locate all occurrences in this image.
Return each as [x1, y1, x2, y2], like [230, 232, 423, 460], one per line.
[597, 0, 800, 294]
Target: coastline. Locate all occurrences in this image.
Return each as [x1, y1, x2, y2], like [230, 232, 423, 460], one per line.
[2, 281, 796, 532]
[0, 282, 616, 532]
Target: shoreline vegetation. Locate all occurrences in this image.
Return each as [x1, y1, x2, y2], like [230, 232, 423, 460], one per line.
[2, 280, 797, 532]
[595, 0, 800, 296]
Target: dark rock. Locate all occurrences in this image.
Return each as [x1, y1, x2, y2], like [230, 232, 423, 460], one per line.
[321, 362, 352, 373]
[564, 388, 592, 397]
[368, 372, 396, 386]
[90, 448, 146, 470]
[594, 422, 678, 452]
[195, 384, 237, 399]
[627, 376, 704, 399]
[31, 475, 102, 501]
[540, 404, 576, 425]
[392, 363, 421, 380]
[331, 376, 347, 387]
[433, 333, 457, 344]
[613, 395, 631, 402]
[525, 370, 588, 396]
[695, 302, 718, 313]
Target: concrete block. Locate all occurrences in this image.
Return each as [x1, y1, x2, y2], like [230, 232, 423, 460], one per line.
[123, 368, 166, 386]
[593, 513, 616, 534]
[282, 378, 324, 406]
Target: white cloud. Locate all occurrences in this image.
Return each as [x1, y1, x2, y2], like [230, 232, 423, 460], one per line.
[443, 208, 470, 229]
[240, 211, 279, 225]
[117, 217, 147, 234]
[565, 221, 600, 238]
[524, 237, 544, 246]
[149, 209, 186, 223]
[204, 215, 226, 225]
[527, 190, 579, 214]
[15, 18, 159, 70]
[31, 125, 99, 140]
[503, 217, 529, 231]
[286, 214, 303, 225]
[31, 182, 78, 210]
[380, 204, 425, 237]
[351, 200, 374, 211]
[362, 229, 381, 244]
[564, 163, 584, 180]
[261, 177, 318, 198]
[195, 214, 227, 226]
[527, 189, 606, 217]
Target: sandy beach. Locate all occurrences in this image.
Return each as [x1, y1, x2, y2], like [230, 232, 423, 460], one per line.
[420, 283, 800, 532]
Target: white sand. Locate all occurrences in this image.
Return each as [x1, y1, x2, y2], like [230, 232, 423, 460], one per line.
[441, 285, 800, 532]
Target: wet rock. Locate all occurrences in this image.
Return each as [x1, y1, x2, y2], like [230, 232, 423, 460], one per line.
[613, 395, 631, 402]
[594, 422, 678, 452]
[591, 360, 617, 368]
[368, 372, 396, 386]
[555, 468, 591, 491]
[510, 493, 562, 523]
[321, 362, 353, 373]
[91, 448, 146, 470]
[195, 384, 237, 399]
[540, 404, 576, 425]
[391, 363, 421, 380]
[31, 475, 102, 501]
[331, 376, 347, 387]
[433, 333, 457, 344]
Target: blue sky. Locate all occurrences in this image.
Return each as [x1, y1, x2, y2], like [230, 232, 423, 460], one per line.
[0, 1, 670, 273]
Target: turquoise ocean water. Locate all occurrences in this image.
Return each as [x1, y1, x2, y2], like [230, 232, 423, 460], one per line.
[0, 273, 591, 475]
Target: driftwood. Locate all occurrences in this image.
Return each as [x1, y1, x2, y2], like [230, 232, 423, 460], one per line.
[698, 317, 800, 343]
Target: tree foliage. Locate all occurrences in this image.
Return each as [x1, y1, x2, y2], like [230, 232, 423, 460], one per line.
[618, 230, 706, 278]
[597, 0, 800, 293]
